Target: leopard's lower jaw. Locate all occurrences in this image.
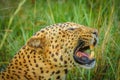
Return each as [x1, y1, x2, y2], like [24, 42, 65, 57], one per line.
[79, 60, 96, 69]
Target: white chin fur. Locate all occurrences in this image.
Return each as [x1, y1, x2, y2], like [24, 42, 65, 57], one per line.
[79, 61, 96, 69]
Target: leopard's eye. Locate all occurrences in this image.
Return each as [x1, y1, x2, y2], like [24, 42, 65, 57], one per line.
[67, 28, 75, 30]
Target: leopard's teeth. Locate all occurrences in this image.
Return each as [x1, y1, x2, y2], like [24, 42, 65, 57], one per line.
[90, 45, 94, 50]
[89, 51, 94, 59]
[89, 45, 95, 59]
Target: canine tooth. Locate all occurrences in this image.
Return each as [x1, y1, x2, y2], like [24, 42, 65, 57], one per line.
[90, 51, 94, 59]
[90, 45, 94, 50]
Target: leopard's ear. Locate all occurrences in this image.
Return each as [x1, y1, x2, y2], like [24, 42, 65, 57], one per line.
[27, 36, 45, 49]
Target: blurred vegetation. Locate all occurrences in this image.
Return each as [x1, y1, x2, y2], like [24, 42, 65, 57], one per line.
[0, 0, 120, 80]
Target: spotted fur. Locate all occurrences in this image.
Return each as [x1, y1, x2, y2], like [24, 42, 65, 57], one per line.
[0, 22, 98, 80]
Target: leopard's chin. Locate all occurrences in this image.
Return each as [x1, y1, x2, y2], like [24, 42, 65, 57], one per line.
[73, 40, 96, 69]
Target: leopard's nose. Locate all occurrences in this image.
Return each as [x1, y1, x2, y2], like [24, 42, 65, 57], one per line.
[92, 29, 98, 37]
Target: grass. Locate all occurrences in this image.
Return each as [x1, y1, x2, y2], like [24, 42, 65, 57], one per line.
[0, 0, 120, 80]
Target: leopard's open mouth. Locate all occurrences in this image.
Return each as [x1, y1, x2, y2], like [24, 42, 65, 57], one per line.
[73, 40, 96, 69]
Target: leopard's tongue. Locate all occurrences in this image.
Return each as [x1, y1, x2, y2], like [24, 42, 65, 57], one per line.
[76, 50, 94, 59]
[76, 51, 89, 58]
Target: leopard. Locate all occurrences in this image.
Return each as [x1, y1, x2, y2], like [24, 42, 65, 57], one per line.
[0, 22, 98, 80]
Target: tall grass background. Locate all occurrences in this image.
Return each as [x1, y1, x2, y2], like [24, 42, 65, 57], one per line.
[0, 0, 120, 80]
